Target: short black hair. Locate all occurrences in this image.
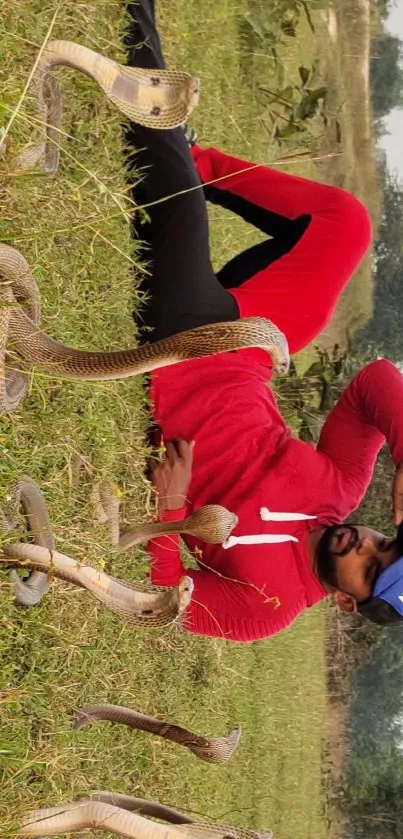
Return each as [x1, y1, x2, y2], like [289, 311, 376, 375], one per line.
[357, 598, 403, 625]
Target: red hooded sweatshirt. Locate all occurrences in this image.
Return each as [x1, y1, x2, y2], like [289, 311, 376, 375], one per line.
[149, 358, 403, 642]
[146, 148, 403, 643]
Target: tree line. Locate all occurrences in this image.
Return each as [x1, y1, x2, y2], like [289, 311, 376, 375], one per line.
[324, 3, 403, 835]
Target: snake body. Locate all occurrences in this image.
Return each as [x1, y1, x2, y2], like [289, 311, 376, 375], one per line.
[1, 486, 237, 611]
[119, 505, 238, 551]
[2, 475, 53, 606]
[91, 794, 274, 839]
[1, 540, 193, 627]
[72, 703, 241, 764]
[0, 244, 289, 414]
[92, 486, 238, 550]
[19, 801, 198, 839]
[1, 503, 238, 622]
[89, 792, 195, 824]
[13, 39, 199, 173]
[19, 797, 274, 839]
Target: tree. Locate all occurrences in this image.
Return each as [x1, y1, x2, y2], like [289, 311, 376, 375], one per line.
[370, 33, 403, 120]
[371, 0, 398, 20]
[358, 163, 403, 361]
[343, 628, 403, 839]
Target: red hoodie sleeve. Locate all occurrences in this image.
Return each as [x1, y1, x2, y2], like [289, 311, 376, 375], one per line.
[148, 507, 188, 587]
[178, 572, 306, 642]
[318, 359, 403, 509]
[149, 513, 305, 642]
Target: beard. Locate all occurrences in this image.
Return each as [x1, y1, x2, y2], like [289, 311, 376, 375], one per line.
[316, 524, 358, 589]
[316, 520, 403, 591]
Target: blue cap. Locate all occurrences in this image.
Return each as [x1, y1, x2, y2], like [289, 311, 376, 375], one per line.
[373, 556, 403, 617]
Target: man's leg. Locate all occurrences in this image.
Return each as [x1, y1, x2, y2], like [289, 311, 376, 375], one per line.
[215, 217, 310, 289]
[192, 145, 372, 353]
[124, 1, 239, 342]
[200, 157, 311, 287]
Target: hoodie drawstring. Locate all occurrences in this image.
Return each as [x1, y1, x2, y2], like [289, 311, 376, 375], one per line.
[222, 507, 316, 549]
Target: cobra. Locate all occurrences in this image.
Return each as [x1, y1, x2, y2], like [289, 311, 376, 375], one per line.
[0, 243, 290, 414]
[19, 794, 274, 839]
[1, 475, 238, 620]
[9, 39, 199, 174]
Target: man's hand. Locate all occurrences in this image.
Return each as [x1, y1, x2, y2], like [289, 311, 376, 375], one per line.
[392, 461, 403, 526]
[149, 439, 195, 512]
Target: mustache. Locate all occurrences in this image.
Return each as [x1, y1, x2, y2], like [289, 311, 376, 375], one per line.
[316, 520, 403, 589]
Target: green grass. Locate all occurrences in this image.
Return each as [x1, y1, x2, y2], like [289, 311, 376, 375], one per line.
[1, 606, 327, 838]
[158, 0, 324, 292]
[0, 0, 365, 836]
[160, 0, 380, 362]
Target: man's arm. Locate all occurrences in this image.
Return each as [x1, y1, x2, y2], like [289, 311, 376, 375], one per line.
[148, 540, 304, 642]
[147, 439, 193, 587]
[317, 359, 403, 510]
[148, 507, 188, 587]
[147, 440, 307, 641]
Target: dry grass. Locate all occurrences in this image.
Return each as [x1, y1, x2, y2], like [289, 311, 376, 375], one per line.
[314, 0, 381, 348]
[0, 0, 376, 836]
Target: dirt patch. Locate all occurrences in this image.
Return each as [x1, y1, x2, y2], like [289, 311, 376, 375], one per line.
[324, 7, 338, 43]
[313, 0, 378, 349]
[357, 0, 371, 102]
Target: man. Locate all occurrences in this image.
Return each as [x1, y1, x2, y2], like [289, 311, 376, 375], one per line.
[126, 2, 403, 642]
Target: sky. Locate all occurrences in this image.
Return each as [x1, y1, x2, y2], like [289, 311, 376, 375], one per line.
[378, 0, 403, 178]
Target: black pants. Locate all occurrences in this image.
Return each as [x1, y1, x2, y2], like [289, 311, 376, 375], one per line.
[125, 0, 309, 341]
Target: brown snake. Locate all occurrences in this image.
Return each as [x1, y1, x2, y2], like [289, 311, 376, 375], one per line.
[0, 475, 53, 606]
[89, 794, 274, 839]
[92, 484, 238, 551]
[0, 244, 290, 414]
[18, 795, 274, 839]
[72, 702, 241, 764]
[8, 39, 199, 174]
[1, 539, 194, 627]
[0, 476, 238, 621]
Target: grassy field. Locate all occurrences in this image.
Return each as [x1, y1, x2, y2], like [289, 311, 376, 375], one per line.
[313, 0, 380, 346]
[160, 0, 380, 352]
[0, 0, 377, 835]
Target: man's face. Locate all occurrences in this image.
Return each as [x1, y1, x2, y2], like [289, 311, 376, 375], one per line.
[317, 523, 401, 604]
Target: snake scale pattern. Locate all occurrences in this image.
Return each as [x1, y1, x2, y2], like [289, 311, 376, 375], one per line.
[11, 39, 199, 174]
[72, 702, 241, 764]
[2, 34, 285, 839]
[0, 243, 290, 414]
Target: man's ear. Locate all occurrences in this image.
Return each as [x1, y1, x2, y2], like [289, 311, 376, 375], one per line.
[332, 590, 358, 613]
